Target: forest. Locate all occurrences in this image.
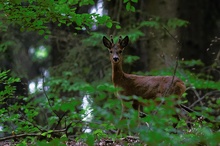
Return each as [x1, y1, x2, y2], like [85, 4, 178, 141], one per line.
[0, 0, 220, 145]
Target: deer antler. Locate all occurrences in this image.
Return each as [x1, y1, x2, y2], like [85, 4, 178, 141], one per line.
[110, 35, 114, 44]
[118, 36, 122, 43]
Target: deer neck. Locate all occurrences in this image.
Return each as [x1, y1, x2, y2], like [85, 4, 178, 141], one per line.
[112, 61, 125, 86]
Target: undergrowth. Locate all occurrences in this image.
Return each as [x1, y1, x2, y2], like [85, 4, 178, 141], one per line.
[0, 59, 219, 145]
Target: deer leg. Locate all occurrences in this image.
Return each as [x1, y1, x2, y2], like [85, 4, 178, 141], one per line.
[132, 100, 146, 117]
[131, 100, 142, 131]
[170, 113, 180, 134]
[116, 98, 125, 135]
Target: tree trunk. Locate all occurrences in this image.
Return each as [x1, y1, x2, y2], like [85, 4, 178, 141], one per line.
[178, 0, 220, 64]
[141, 0, 179, 71]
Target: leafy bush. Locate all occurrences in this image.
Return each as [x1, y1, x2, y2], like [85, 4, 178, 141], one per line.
[0, 62, 220, 145]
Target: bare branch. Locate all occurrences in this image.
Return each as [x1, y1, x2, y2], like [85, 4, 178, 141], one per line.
[42, 73, 60, 118]
[54, 111, 69, 130]
[18, 110, 43, 132]
[189, 90, 220, 108]
[0, 129, 67, 141]
[42, 73, 53, 108]
[0, 133, 40, 141]
[188, 86, 204, 107]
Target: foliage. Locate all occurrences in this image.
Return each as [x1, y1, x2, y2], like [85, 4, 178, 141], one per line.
[167, 18, 189, 29]
[0, 70, 20, 97]
[124, 0, 138, 12]
[0, 0, 114, 36]
[0, 0, 219, 145]
[0, 41, 13, 53]
[137, 17, 189, 30]
[117, 16, 189, 43]
[124, 55, 140, 64]
[0, 62, 220, 145]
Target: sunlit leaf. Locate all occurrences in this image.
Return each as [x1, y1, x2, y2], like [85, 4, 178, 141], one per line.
[106, 21, 112, 28]
[126, 2, 131, 11]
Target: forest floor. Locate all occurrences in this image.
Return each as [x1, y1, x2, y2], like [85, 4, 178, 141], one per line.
[0, 136, 142, 146]
[66, 136, 141, 146]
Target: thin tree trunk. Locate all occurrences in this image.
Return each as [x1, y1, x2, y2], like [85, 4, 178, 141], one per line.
[141, 0, 179, 70]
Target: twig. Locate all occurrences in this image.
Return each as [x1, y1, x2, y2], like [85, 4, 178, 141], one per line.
[188, 86, 204, 106]
[54, 111, 69, 130]
[153, 25, 189, 117]
[162, 26, 182, 97]
[164, 59, 179, 97]
[42, 73, 53, 108]
[0, 129, 67, 141]
[163, 26, 182, 46]
[18, 110, 43, 132]
[0, 133, 40, 141]
[189, 90, 220, 108]
[153, 59, 178, 114]
[0, 118, 89, 141]
[154, 26, 182, 112]
[42, 73, 59, 118]
[64, 109, 93, 136]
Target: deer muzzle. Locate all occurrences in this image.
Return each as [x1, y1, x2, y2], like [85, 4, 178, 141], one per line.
[113, 55, 119, 62]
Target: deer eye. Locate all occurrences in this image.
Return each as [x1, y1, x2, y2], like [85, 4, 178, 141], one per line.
[118, 50, 123, 54]
[109, 50, 113, 54]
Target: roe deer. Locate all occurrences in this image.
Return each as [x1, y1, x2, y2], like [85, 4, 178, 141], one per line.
[102, 35, 189, 130]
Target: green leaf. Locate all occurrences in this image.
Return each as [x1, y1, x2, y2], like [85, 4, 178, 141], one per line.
[130, 6, 136, 12]
[59, 0, 67, 3]
[38, 30, 44, 35]
[60, 102, 73, 111]
[106, 21, 112, 28]
[126, 2, 131, 11]
[180, 59, 204, 67]
[96, 15, 110, 24]
[14, 0, 22, 4]
[116, 24, 121, 29]
[139, 20, 160, 28]
[97, 83, 118, 92]
[36, 20, 43, 26]
[76, 16, 82, 26]
[44, 35, 49, 39]
[124, 55, 140, 64]
[75, 27, 82, 30]
[167, 18, 189, 28]
[41, 132, 47, 136]
[131, 0, 138, 2]
[58, 4, 70, 14]
[86, 134, 94, 146]
[41, 130, 54, 137]
[59, 19, 67, 24]
[217, 99, 220, 105]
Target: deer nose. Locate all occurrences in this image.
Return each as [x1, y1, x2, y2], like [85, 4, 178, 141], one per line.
[113, 57, 119, 62]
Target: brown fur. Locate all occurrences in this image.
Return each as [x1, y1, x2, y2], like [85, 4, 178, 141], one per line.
[112, 60, 186, 108]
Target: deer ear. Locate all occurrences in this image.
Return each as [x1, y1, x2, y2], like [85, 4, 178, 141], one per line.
[103, 36, 112, 48]
[120, 36, 129, 48]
